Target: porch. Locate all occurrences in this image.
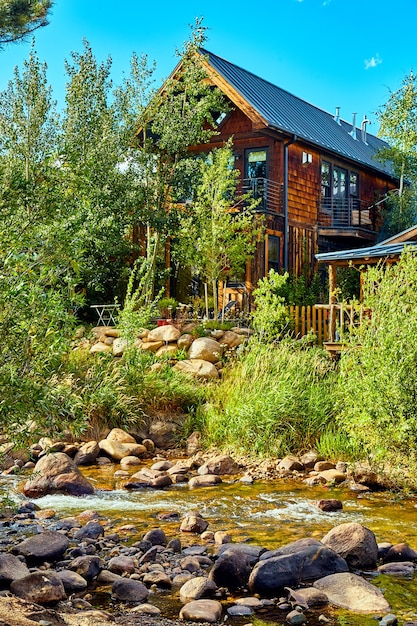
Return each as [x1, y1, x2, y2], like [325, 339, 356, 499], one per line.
[318, 198, 377, 240]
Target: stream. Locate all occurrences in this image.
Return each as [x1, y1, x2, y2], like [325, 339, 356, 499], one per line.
[2, 464, 417, 625]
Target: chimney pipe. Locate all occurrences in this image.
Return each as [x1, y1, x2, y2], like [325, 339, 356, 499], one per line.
[361, 115, 371, 143]
[334, 107, 341, 124]
[350, 113, 357, 140]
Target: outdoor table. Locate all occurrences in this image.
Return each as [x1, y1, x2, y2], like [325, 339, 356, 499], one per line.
[90, 304, 120, 326]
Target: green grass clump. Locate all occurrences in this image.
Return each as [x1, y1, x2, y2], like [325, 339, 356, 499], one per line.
[200, 340, 338, 457]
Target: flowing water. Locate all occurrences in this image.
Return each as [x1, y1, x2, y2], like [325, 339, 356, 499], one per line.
[2, 464, 417, 624]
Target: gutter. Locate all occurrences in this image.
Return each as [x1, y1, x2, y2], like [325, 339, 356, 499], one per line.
[283, 134, 297, 272]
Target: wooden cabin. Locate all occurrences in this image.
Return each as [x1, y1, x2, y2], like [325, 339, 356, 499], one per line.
[171, 49, 399, 306]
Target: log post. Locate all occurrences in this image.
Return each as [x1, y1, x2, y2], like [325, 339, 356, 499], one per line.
[328, 263, 337, 342]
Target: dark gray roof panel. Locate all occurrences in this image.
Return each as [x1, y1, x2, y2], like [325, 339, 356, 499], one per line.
[201, 49, 394, 177]
[316, 241, 417, 263]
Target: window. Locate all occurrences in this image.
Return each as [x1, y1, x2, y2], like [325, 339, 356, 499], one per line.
[321, 161, 331, 200]
[246, 148, 268, 179]
[321, 160, 359, 209]
[268, 235, 280, 272]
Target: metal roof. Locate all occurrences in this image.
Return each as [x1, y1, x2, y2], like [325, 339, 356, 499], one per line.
[316, 241, 417, 264]
[200, 49, 394, 178]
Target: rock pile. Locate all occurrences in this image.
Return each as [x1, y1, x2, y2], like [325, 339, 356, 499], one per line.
[86, 323, 252, 380]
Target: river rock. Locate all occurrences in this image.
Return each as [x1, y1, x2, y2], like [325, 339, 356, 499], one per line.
[91, 342, 112, 353]
[383, 543, 417, 562]
[23, 453, 94, 497]
[143, 571, 172, 588]
[57, 569, 88, 592]
[129, 603, 161, 616]
[147, 325, 181, 342]
[68, 555, 103, 581]
[321, 522, 378, 569]
[98, 439, 146, 461]
[278, 455, 304, 472]
[180, 512, 209, 533]
[143, 528, 167, 546]
[317, 469, 347, 483]
[219, 331, 243, 348]
[250, 539, 348, 596]
[74, 521, 104, 540]
[120, 455, 142, 468]
[140, 340, 164, 352]
[10, 571, 67, 604]
[209, 548, 251, 590]
[111, 577, 149, 602]
[106, 428, 137, 444]
[187, 337, 224, 363]
[14, 530, 69, 564]
[189, 474, 222, 488]
[179, 599, 223, 623]
[378, 561, 415, 576]
[198, 454, 240, 475]
[73, 440, 100, 466]
[179, 576, 217, 601]
[0, 554, 30, 584]
[174, 359, 219, 380]
[286, 586, 329, 608]
[313, 572, 390, 613]
[218, 542, 266, 565]
[178, 333, 194, 349]
[315, 499, 343, 512]
[108, 556, 136, 575]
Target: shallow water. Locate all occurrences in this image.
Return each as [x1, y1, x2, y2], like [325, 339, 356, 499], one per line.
[2, 465, 417, 623]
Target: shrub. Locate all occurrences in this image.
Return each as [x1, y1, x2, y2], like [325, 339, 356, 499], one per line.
[337, 248, 417, 464]
[251, 270, 290, 342]
[200, 340, 337, 457]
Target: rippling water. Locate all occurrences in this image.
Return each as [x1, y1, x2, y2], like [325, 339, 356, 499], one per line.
[2, 465, 417, 623]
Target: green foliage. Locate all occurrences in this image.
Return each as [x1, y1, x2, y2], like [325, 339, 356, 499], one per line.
[276, 271, 326, 306]
[201, 341, 337, 457]
[158, 297, 177, 317]
[337, 249, 417, 463]
[251, 270, 291, 342]
[379, 187, 417, 239]
[0, 0, 52, 47]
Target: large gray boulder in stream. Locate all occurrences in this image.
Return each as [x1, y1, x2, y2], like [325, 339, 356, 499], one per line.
[249, 538, 348, 596]
[14, 531, 69, 565]
[23, 452, 94, 497]
[321, 522, 379, 570]
[314, 572, 390, 613]
[209, 548, 251, 590]
[10, 571, 67, 604]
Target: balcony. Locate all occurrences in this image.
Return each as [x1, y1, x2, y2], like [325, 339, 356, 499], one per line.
[318, 198, 377, 239]
[242, 178, 284, 215]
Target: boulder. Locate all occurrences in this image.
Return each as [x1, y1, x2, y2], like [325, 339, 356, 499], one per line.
[155, 344, 179, 358]
[313, 572, 390, 613]
[90, 342, 112, 353]
[106, 428, 137, 444]
[0, 554, 30, 584]
[250, 539, 348, 596]
[179, 577, 217, 601]
[147, 325, 181, 343]
[68, 555, 103, 581]
[315, 499, 343, 512]
[218, 543, 265, 566]
[73, 440, 100, 466]
[10, 571, 67, 604]
[198, 454, 240, 476]
[209, 548, 251, 590]
[318, 469, 347, 483]
[113, 337, 128, 356]
[98, 439, 146, 461]
[174, 359, 219, 380]
[73, 522, 104, 540]
[179, 599, 223, 623]
[189, 474, 222, 488]
[143, 528, 167, 546]
[187, 337, 224, 363]
[286, 586, 328, 608]
[180, 513, 209, 533]
[108, 556, 136, 576]
[111, 578, 149, 603]
[57, 569, 88, 592]
[120, 455, 142, 468]
[383, 543, 417, 563]
[278, 455, 304, 472]
[378, 561, 415, 576]
[177, 333, 194, 349]
[139, 341, 164, 353]
[23, 453, 94, 498]
[14, 531, 69, 565]
[218, 331, 243, 349]
[321, 522, 378, 569]
[142, 571, 172, 588]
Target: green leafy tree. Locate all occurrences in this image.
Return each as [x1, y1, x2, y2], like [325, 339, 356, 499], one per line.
[61, 40, 144, 303]
[251, 269, 290, 342]
[0, 42, 79, 438]
[133, 19, 228, 299]
[174, 141, 260, 314]
[338, 248, 417, 465]
[0, 0, 52, 47]
[377, 71, 417, 236]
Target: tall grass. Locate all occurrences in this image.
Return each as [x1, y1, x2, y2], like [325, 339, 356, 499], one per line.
[200, 340, 338, 457]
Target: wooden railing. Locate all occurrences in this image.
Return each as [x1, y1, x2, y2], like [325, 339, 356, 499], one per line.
[287, 303, 360, 345]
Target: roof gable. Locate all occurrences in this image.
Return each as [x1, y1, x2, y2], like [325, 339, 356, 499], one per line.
[199, 48, 394, 178]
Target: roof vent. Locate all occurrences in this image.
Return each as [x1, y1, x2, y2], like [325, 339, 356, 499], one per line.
[350, 113, 357, 140]
[361, 115, 371, 143]
[334, 106, 341, 124]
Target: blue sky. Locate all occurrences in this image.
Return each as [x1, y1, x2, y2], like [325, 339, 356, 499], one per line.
[1, 0, 416, 132]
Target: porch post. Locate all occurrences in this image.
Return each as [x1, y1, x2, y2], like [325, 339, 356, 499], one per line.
[328, 263, 337, 342]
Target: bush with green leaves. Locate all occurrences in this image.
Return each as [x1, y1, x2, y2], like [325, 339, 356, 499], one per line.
[337, 248, 417, 465]
[251, 270, 291, 342]
[200, 340, 337, 457]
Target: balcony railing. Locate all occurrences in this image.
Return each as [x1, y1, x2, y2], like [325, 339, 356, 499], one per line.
[318, 197, 376, 231]
[242, 177, 284, 215]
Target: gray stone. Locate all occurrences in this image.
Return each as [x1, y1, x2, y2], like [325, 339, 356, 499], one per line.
[15, 531, 69, 565]
[179, 599, 223, 623]
[0, 554, 30, 583]
[209, 548, 251, 591]
[23, 453, 94, 498]
[73, 440, 100, 466]
[198, 454, 240, 476]
[108, 556, 136, 575]
[68, 555, 102, 581]
[321, 522, 378, 569]
[57, 569, 88, 592]
[179, 576, 217, 601]
[188, 474, 222, 488]
[313, 572, 390, 613]
[10, 571, 67, 604]
[111, 578, 149, 603]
